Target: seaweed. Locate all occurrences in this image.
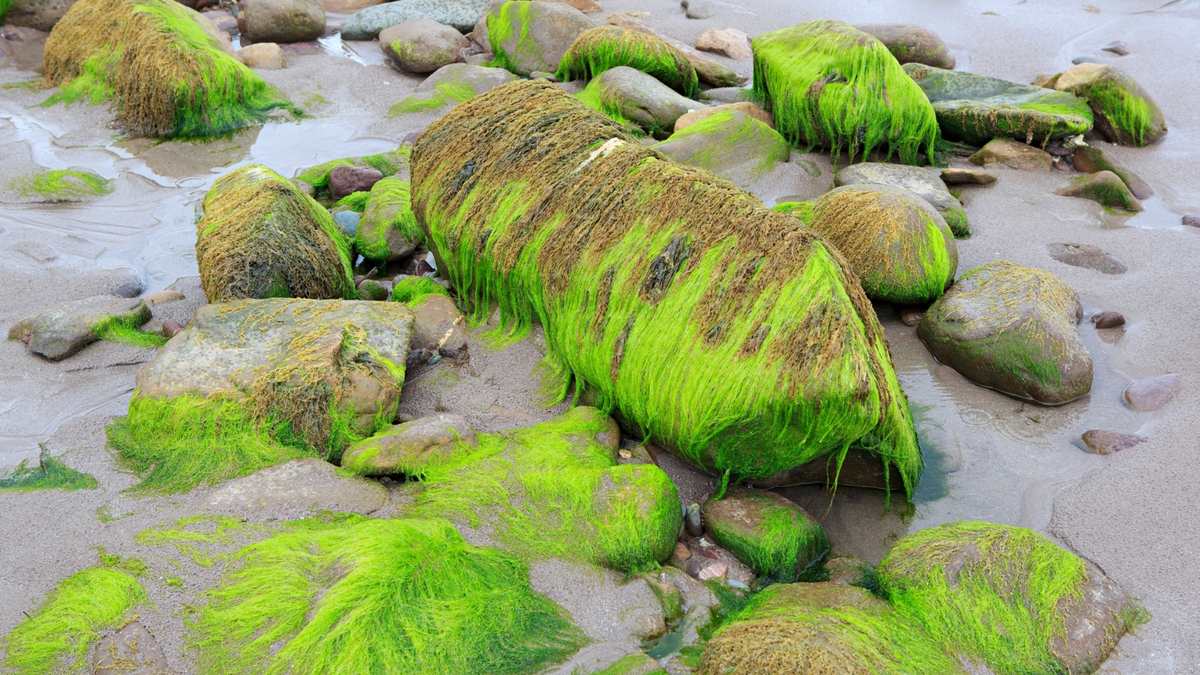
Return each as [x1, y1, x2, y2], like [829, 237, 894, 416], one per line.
[391, 276, 450, 304]
[356, 176, 422, 260]
[704, 491, 829, 584]
[91, 313, 167, 349]
[0, 453, 97, 492]
[7, 169, 113, 202]
[295, 146, 411, 198]
[556, 25, 699, 97]
[771, 200, 815, 222]
[652, 109, 791, 176]
[388, 81, 478, 117]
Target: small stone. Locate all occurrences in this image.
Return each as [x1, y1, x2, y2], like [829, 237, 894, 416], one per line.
[92, 622, 169, 675]
[1102, 41, 1129, 55]
[969, 139, 1053, 171]
[856, 23, 955, 69]
[898, 307, 924, 326]
[238, 42, 287, 69]
[682, 0, 716, 20]
[674, 541, 691, 561]
[695, 28, 751, 60]
[1047, 243, 1127, 274]
[619, 448, 632, 459]
[825, 555, 872, 586]
[328, 165, 384, 200]
[334, 210, 360, 236]
[1032, 73, 1061, 89]
[1182, 214, 1200, 227]
[940, 168, 997, 185]
[1072, 146, 1153, 200]
[685, 502, 704, 537]
[144, 289, 186, 304]
[1081, 429, 1145, 455]
[414, 258, 435, 276]
[1123, 374, 1181, 412]
[357, 278, 390, 301]
[529, 71, 559, 81]
[162, 319, 184, 338]
[1090, 311, 1125, 329]
[697, 563, 728, 580]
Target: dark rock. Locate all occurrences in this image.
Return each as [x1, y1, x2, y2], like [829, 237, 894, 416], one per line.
[1184, 214, 1200, 228]
[969, 139, 1053, 171]
[8, 296, 151, 360]
[485, 1, 592, 76]
[329, 165, 384, 200]
[111, 276, 145, 298]
[341, 413, 477, 475]
[582, 66, 706, 139]
[1055, 63, 1167, 146]
[1047, 243, 1127, 274]
[379, 18, 468, 74]
[857, 23, 955, 69]
[239, 0, 325, 44]
[1102, 41, 1129, 56]
[1123, 373, 1180, 412]
[92, 621, 169, 675]
[940, 167, 996, 185]
[755, 447, 905, 491]
[413, 258, 435, 276]
[1090, 311, 1125, 329]
[835, 162, 969, 237]
[1056, 170, 1143, 212]
[702, 489, 828, 581]
[682, 0, 716, 20]
[898, 306, 925, 326]
[1081, 429, 1145, 455]
[161, 319, 184, 337]
[1071, 145, 1153, 199]
[339, 0, 491, 39]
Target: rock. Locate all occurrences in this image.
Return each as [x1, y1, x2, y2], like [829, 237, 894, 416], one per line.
[341, 413, 476, 476]
[391, 63, 519, 114]
[825, 555, 872, 586]
[405, 293, 468, 353]
[197, 165, 356, 301]
[556, 25, 699, 96]
[354, 177, 418, 262]
[856, 23, 955, 69]
[835, 162, 969, 237]
[202, 457, 388, 514]
[807, 183, 958, 304]
[684, 503, 704, 537]
[588, 652, 668, 675]
[969, 138, 1053, 171]
[1090, 311, 1125, 329]
[1047, 242, 1127, 274]
[675, 103, 769, 132]
[754, 447, 905, 491]
[161, 319, 183, 337]
[1071, 145, 1153, 199]
[1056, 170, 1143, 212]
[673, 542, 692, 561]
[328, 165, 384, 200]
[682, 0, 715, 19]
[697, 563, 727, 580]
[1184, 214, 1200, 228]
[1102, 40, 1129, 56]
[545, 0, 602, 13]
[940, 167, 997, 185]
[700, 86, 748, 104]
[1055, 63, 1167, 146]
[8, 296, 151, 361]
[340, 0, 489, 38]
[357, 279, 390, 301]
[237, 41, 286, 68]
[695, 27, 750, 60]
[605, 12, 744, 88]
[1081, 429, 1146, 455]
[485, 1, 593, 76]
[317, 0, 378, 11]
[703, 489, 828, 582]
[333, 210, 360, 236]
[1123, 373, 1180, 412]
[379, 18, 468, 74]
[905, 63, 1093, 145]
[531, 558, 667, 645]
[1032, 72, 1060, 89]
[5, 0, 79, 30]
[239, 0, 324, 44]
[653, 109, 789, 177]
[918, 260, 1091, 404]
[92, 622, 169, 675]
[578, 66, 705, 139]
[898, 306, 925, 326]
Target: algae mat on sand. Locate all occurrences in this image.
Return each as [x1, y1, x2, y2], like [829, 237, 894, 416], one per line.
[411, 80, 922, 495]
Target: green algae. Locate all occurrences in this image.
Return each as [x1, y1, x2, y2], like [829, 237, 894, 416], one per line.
[750, 20, 939, 165]
[91, 313, 167, 349]
[137, 515, 267, 567]
[295, 146, 411, 196]
[574, 76, 650, 137]
[391, 275, 450, 304]
[8, 169, 113, 202]
[356, 176, 421, 260]
[1062, 172, 1142, 213]
[331, 190, 370, 213]
[1085, 81, 1156, 146]
[652, 109, 790, 176]
[0, 454, 97, 492]
[589, 653, 669, 675]
[0, 0, 9, 24]
[187, 515, 585, 675]
[704, 492, 829, 584]
[388, 80, 477, 117]
[485, 1, 549, 77]
[556, 25, 699, 97]
[771, 200, 815, 222]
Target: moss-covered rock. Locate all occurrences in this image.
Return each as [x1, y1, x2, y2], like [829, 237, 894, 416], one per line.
[834, 162, 969, 237]
[750, 20, 939, 164]
[389, 63, 517, 117]
[702, 489, 829, 583]
[969, 138, 1053, 171]
[1056, 170, 1143, 213]
[341, 413, 476, 476]
[576, 65, 705, 139]
[294, 146, 411, 201]
[197, 164, 356, 302]
[917, 260, 1092, 404]
[652, 109, 790, 179]
[412, 80, 922, 496]
[355, 176, 420, 261]
[390, 275, 451, 305]
[188, 516, 586, 675]
[42, 0, 295, 138]
[674, 101, 773, 132]
[486, 0, 593, 77]
[1054, 63, 1166, 146]
[807, 184, 958, 304]
[904, 63, 1093, 145]
[856, 23, 955, 69]
[556, 25, 699, 97]
[9, 295, 153, 360]
[1072, 145, 1152, 199]
[6, 168, 113, 203]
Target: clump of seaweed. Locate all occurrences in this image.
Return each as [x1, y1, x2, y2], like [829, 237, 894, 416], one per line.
[749, 20, 939, 165]
[187, 516, 585, 675]
[0, 448, 97, 492]
[40, 0, 295, 138]
[411, 80, 922, 496]
[556, 25, 700, 97]
[0, 0, 10, 24]
[771, 200, 815, 222]
[8, 169, 113, 202]
[390, 276, 450, 304]
[137, 515, 267, 567]
[91, 312, 167, 349]
[388, 80, 478, 117]
[356, 177, 422, 260]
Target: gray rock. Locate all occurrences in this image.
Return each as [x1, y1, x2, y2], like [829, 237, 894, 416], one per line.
[1055, 170, 1143, 212]
[92, 622, 169, 675]
[416, 63, 517, 94]
[682, 0, 716, 19]
[1047, 242, 1127, 274]
[1102, 40, 1129, 56]
[4, 0, 78, 31]
[1081, 429, 1145, 455]
[940, 167, 996, 185]
[8, 296, 151, 361]
[653, 109, 789, 178]
[379, 18, 469, 74]
[202, 457, 388, 514]
[328, 165, 383, 200]
[583, 66, 705, 139]
[684, 503, 703, 537]
[341, 413, 476, 476]
[1184, 214, 1200, 228]
[700, 86, 749, 104]
[485, 1, 593, 76]
[856, 23, 955, 69]
[969, 138, 1053, 171]
[333, 210, 360, 236]
[835, 162, 969, 237]
[239, 0, 325, 44]
[339, 0, 490, 40]
[1123, 373, 1180, 412]
[1071, 145, 1153, 199]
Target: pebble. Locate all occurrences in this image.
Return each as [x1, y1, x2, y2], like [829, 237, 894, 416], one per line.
[685, 503, 704, 537]
[162, 319, 183, 337]
[682, 0, 717, 19]
[414, 259, 435, 276]
[897, 306, 924, 326]
[1124, 373, 1181, 412]
[697, 563, 727, 580]
[1082, 429, 1146, 455]
[940, 168, 997, 185]
[673, 541, 691, 561]
[1090, 311, 1125, 329]
[1182, 214, 1200, 227]
[1102, 41, 1130, 56]
[144, 289, 186, 304]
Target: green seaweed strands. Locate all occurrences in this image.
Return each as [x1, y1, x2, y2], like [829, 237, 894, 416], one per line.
[91, 312, 168, 349]
[0, 0, 10, 25]
[557, 25, 700, 97]
[772, 200, 815, 222]
[187, 516, 585, 675]
[41, 0, 296, 138]
[573, 76, 647, 137]
[750, 20, 939, 165]
[0, 454, 98, 492]
[295, 146, 412, 191]
[652, 109, 791, 177]
[389, 81, 478, 117]
[391, 275, 450, 304]
[8, 169, 113, 202]
[411, 80, 922, 496]
[357, 176, 422, 260]
[704, 492, 829, 583]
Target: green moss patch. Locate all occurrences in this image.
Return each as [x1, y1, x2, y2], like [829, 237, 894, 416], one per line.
[703, 490, 829, 583]
[8, 169, 113, 202]
[391, 275, 450, 304]
[388, 80, 478, 117]
[91, 312, 167, 349]
[356, 176, 422, 260]
[0, 454, 97, 492]
[556, 25, 699, 97]
[771, 200, 815, 222]
[652, 109, 791, 177]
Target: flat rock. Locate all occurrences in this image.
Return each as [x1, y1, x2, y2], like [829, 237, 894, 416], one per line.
[8, 296, 151, 361]
[1123, 373, 1180, 412]
[654, 109, 789, 178]
[1048, 242, 1127, 274]
[940, 167, 996, 185]
[1072, 145, 1153, 199]
[1055, 63, 1167, 146]
[380, 18, 469, 74]
[415, 63, 517, 95]
[582, 66, 705, 139]
[695, 27, 750, 60]
[202, 457, 388, 514]
[486, 1, 593, 76]
[675, 101, 771, 131]
[92, 621, 169, 675]
[857, 23, 955, 69]
[239, 0, 324, 44]
[341, 413, 476, 476]
[339, 0, 490, 40]
[1081, 429, 1146, 455]
[970, 138, 1053, 171]
[835, 162, 969, 237]
[1056, 170, 1143, 212]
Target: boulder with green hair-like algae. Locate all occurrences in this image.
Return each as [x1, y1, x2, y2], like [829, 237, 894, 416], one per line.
[577, 65, 706, 139]
[879, 521, 1141, 675]
[412, 80, 923, 496]
[807, 184, 958, 305]
[187, 516, 586, 675]
[917, 260, 1092, 405]
[702, 489, 828, 583]
[390, 275, 451, 305]
[750, 20, 939, 164]
[389, 63, 518, 117]
[109, 299, 413, 493]
[904, 63, 1093, 146]
[355, 176, 420, 261]
[341, 413, 476, 476]
[295, 146, 411, 200]
[42, 0, 295, 139]
[834, 162, 969, 237]
[1072, 145, 1152, 200]
[197, 164, 356, 302]
[652, 109, 790, 180]
[9, 295, 152, 360]
[556, 25, 700, 97]
[1056, 170, 1143, 213]
[486, 1, 594, 77]
[1054, 63, 1166, 147]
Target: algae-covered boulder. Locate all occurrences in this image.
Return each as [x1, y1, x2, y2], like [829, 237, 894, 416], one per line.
[1072, 145, 1152, 200]
[750, 20, 939, 164]
[1055, 63, 1167, 146]
[856, 23, 955, 69]
[1056, 170, 1143, 213]
[8, 295, 151, 360]
[834, 162, 969, 237]
[702, 489, 828, 582]
[341, 413, 476, 476]
[4, 0, 78, 31]
[917, 260, 1092, 404]
[486, 1, 594, 77]
[338, 0, 490, 39]
[188, 516, 585, 674]
[197, 164, 356, 302]
[556, 25, 700, 97]
[42, 0, 294, 138]
[389, 63, 518, 116]
[5, 168, 113, 203]
[412, 80, 923, 495]
[904, 63, 1093, 145]
[294, 146, 411, 200]
[675, 102, 773, 132]
[807, 184, 958, 305]
[108, 299, 414, 492]
[653, 109, 789, 179]
[577, 66, 705, 139]
[355, 177, 420, 261]
[879, 521, 1140, 674]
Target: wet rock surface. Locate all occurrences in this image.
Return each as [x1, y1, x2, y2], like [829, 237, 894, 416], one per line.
[8, 296, 150, 361]
[202, 457, 389, 514]
[1072, 145, 1153, 200]
[940, 167, 997, 185]
[486, 1, 593, 76]
[1055, 63, 1167, 146]
[1055, 170, 1143, 212]
[702, 489, 828, 582]
[1048, 242, 1128, 274]
[92, 621, 170, 675]
[1123, 373, 1180, 412]
[582, 66, 705, 138]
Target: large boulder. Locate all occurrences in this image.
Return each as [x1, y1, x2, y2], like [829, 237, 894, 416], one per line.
[856, 23, 955, 69]
[411, 80, 923, 496]
[652, 109, 789, 178]
[8, 296, 151, 360]
[917, 260, 1092, 404]
[388, 63, 517, 116]
[379, 18, 468, 74]
[904, 63, 1093, 145]
[355, 176, 420, 261]
[196, 164, 357, 302]
[1055, 63, 1166, 146]
[702, 489, 829, 582]
[806, 184, 958, 304]
[577, 65, 705, 138]
[750, 20, 938, 164]
[834, 162, 969, 237]
[42, 0, 293, 138]
[486, 0, 594, 76]
[238, 0, 324, 44]
[556, 25, 699, 96]
[338, 0, 489, 39]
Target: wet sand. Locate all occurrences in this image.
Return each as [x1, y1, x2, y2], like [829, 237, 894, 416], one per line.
[2, 0, 1199, 672]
